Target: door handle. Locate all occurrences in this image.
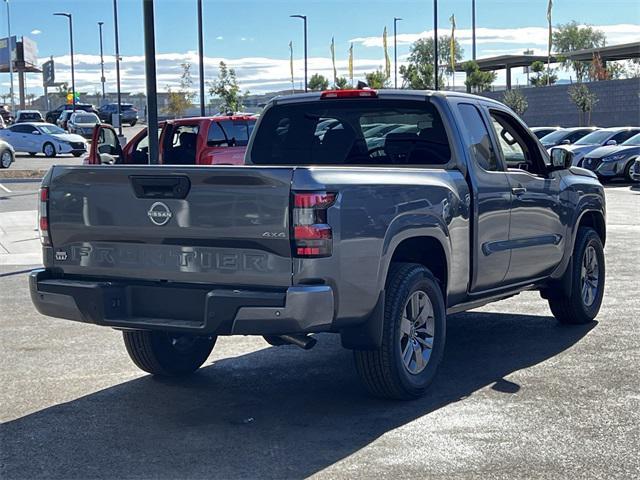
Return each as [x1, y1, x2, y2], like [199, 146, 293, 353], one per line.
[511, 187, 527, 196]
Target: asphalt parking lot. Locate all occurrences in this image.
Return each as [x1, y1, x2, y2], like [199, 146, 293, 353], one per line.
[0, 184, 638, 479]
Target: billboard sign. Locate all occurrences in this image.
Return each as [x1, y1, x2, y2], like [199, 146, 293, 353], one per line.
[43, 59, 55, 86]
[21, 37, 38, 66]
[0, 36, 17, 70]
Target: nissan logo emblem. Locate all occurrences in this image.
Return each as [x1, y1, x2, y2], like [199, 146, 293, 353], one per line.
[147, 202, 173, 226]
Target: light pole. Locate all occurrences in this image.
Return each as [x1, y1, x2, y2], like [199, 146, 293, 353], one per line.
[472, 0, 476, 60]
[290, 14, 307, 92]
[433, 0, 438, 90]
[98, 21, 106, 101]
[394, 17, 402, 88]
[113, 0, 122, 137]
[4, 0, 15, 113]
[143, 0, 158, 164]
[54, 12, 75, 111]
[197, 0, 205, 116]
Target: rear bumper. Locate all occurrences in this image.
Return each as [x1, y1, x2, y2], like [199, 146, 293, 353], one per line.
[29, 269, 334, 335]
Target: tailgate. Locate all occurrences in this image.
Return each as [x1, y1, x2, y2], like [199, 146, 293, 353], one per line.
[46, 166, 294, 287]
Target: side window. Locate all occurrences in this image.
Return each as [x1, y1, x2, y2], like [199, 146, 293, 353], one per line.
[567, 130, 588, 142]
[611, 130, 638, 144]
[99, 127, 117, 147]
[11, 125, 30, 134]
[457, 103, 500, 171]
[489, 110, 545, 175]
[207, 122, 228, 146]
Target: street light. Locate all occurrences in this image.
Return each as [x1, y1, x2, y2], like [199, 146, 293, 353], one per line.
[472, 0, 476, 60]
[394, 17, 402, 88]
[54, 12, 76, 111]
[113, 0, 123, 137]
[290, 14, 307, 92]
[4, 0, 15, 113]
[98, 21, 106, 101]
[433, 0, 439, 90]
[197, 0, 205, 116]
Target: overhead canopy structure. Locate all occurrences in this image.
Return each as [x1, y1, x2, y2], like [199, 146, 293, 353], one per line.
[455, 41, 640, 90]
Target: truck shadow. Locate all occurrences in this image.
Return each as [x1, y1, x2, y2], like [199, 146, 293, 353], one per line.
[1, 311, 594, 479]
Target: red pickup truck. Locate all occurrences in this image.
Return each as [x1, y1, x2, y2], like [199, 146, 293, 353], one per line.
[86, 115, 256, 165]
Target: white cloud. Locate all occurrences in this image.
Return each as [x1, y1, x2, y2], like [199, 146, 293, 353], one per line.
[5, 23, 635, 97]
[216, 36, 223, 41]
[351, 23, 640, 49]
[31, 29, 42, 35]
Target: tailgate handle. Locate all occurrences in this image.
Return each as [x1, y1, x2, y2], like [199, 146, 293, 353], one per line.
[130, 176, 191, 199]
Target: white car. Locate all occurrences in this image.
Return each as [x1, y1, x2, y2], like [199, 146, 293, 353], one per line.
[67, 112, 100, 139]
[0, 122, 87, 157]
[0, 139, 15, 168]
[14, 109, 45, 124]
[552, 127, 640, 166]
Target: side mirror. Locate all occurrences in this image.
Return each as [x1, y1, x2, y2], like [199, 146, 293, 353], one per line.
[550, 148, 572, 170]
[561, 139, 571, 145]
[605, 139, 617, 146]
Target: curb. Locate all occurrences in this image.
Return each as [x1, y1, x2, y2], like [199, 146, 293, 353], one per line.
[0, 170, 46, 180]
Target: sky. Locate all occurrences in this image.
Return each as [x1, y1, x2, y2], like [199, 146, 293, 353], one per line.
[2, 0, 640, 98]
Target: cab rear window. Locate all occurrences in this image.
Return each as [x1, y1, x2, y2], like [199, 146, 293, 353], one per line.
[249, 99, 451, 166]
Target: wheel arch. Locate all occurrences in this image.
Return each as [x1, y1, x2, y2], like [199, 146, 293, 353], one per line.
[577, 209, 606, 246]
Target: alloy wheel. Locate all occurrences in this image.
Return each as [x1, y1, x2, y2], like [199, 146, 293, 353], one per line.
[581, 245, 599, 307]
[399, 290, 435, 375]
[1, 151, 11, 168]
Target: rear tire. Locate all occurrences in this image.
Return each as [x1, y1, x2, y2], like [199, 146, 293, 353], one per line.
[354, 263, 446, 400]
[72, 152, 83, 157]
[129, 120, 137, 127]
[548, 227, 605, 324]
[122, 330, 216, 376]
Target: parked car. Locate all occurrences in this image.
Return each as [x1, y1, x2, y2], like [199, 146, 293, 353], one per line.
[531, 126, 562, 139]
[45, 104, 97, 124]
[87, 114, 257, 165]
[578, 133, 640, 182]
[0, 138, 15, 168]
[98, 103, 138, 126]
[57, 110, 77, 131]
[0, 122, 87, 157]
[14, 110, 45, 124]
[31, 89, 606, 400]
[0, 114, 5, 129]
[539, 127, 599, 149]
[553, 127, 640, 166]
[67, 112, 101, 139]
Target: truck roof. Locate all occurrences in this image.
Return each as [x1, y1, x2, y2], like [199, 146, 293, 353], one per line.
[270, 88, 507, 108]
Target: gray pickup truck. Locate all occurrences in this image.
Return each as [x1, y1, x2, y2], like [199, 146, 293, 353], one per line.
[30, 90, 606, 399]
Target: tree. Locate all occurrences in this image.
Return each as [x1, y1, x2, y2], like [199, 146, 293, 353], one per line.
[334, 76, 351, 90]
[502, 89, 528, 116]
[400, 36, 463, 89]
[530, 60, 558, 86]
[553, 21, 606, 82]
[164, 62, 196, 118]
[208, 61, 247, 113]
[462, 61, 496, 93]
[364, 69, 390, 89]
[308, 74, 329, 91]
[568, 83, 598, 126]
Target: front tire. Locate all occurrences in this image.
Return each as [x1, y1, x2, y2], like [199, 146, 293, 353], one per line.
[548, 227, 605, 324]
[0, 149, 13, 168]
[43, 142, 56, 158]
[354, 263, 446, 400]
[129, 120, 137, 127]
[624, 159, 638, 183]
[123, 330, 216, 376]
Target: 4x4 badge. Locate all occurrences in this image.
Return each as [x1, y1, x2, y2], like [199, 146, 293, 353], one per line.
[147, 202, 173, 226]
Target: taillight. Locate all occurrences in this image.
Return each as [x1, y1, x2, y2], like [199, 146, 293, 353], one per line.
[38, 186, 51, 246]
[292, 192, 336, 258]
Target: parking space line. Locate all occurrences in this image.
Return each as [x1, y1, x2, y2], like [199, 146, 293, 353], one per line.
[0, 184, 12, 193]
